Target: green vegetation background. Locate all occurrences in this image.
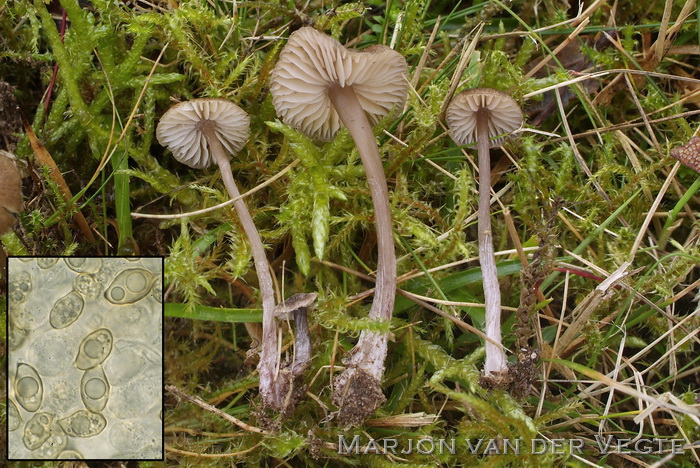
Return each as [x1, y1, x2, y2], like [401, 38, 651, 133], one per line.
[0, 0, 698, 466]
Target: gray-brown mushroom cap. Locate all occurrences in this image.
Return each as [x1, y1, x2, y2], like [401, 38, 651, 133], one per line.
[270, 27, 408, 142]
[156, 98, 250, 169]
[0, 151, 22, 235]
[0, 151, 22, 213]
[446, 88, 523, 148]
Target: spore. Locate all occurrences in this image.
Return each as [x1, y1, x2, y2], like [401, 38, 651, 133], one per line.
[75, 328, 113, 370]
[105, 268, 155, 304]
[80, 365, 110, 412]
[49, 291, 85, 329]
[15, 363, 43, 412]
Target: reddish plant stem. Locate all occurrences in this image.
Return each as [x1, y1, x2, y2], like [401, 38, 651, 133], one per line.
[44, 8, 67, 120]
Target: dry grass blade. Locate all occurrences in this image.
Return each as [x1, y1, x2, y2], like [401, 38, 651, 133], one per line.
[552, 262, 632, 357]
[440, 22, 483, 117]
[365, 412, 439, 427]
[132, 159, 300, 219]
[524, 17, 590, 80]
[554, 88, 611, 203]
[22, 118, 95, 242]
[552, 359, 700, 420]
[165, 384, 270, 435]
[629, 162, 681, 260]
[578, 310, 700, 399]
[165, 443, 262, 458]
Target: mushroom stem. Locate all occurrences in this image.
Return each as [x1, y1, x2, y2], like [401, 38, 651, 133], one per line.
[328, 85, 397, 379]
[291, 305, 312, 376]
[200, 122, 279, 404]
[272, 292, 318, 377]
[476, 109, 508, 376]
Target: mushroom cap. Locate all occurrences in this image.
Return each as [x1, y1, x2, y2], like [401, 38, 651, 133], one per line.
[272, 292, 318, 320]
[0, 151, 22, 213]
[0, 151, 22, 235]
[670, 136, 700, 174]
[156, 98, 250, 169]
[0, 208, 14, 235]
[446, 88, 523, 148]
[270, 27, 408, 142]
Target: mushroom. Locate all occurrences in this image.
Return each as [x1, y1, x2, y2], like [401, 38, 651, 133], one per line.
[0, 150, 23, 235]
[445, 88, 523, 385]
[270, 27, 408, 424]
[156, 98, 282, 408]
[272, 292, 318, 415]
[272, 292, 318, 378]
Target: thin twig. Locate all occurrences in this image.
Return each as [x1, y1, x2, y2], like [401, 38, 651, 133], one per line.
[165, 384, 270, 435]
[132, 159, 299, 219]
[165, 443, 262, 458]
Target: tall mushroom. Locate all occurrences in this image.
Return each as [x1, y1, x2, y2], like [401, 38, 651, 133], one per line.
[156, 98, 282, 408]
[269, 27, 408, 424]
[446, 88, 523, 385]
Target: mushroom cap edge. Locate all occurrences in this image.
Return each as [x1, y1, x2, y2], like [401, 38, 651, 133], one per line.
[269, 27, 408, 142]
[156, 98, 250, 169]
[446, 88, 523, 148]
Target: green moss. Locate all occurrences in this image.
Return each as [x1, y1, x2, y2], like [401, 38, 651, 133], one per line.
[1, 0, 698, 465]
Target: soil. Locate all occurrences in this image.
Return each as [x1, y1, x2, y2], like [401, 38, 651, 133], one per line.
[0, 81, 20, 151]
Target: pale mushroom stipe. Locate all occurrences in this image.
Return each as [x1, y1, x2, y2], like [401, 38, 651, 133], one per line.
[156, 98, 284, 409]
[270, 27, 408, 425]
[446, 88, 523, 385]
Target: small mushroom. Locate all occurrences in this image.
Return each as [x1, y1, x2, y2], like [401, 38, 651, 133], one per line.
[270, 27, 408, 424]
[273, 292, 318, 377]
[156, 98, 281, 407]
[245, 292, 318, 418]
[446, 88, 523, 385]
[0, 150, 23, 235]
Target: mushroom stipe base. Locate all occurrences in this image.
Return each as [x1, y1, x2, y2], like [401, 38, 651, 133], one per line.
[332, 368, 386, 427]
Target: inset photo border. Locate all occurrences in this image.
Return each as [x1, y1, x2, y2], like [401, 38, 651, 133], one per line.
[6, 256, 164, 461]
